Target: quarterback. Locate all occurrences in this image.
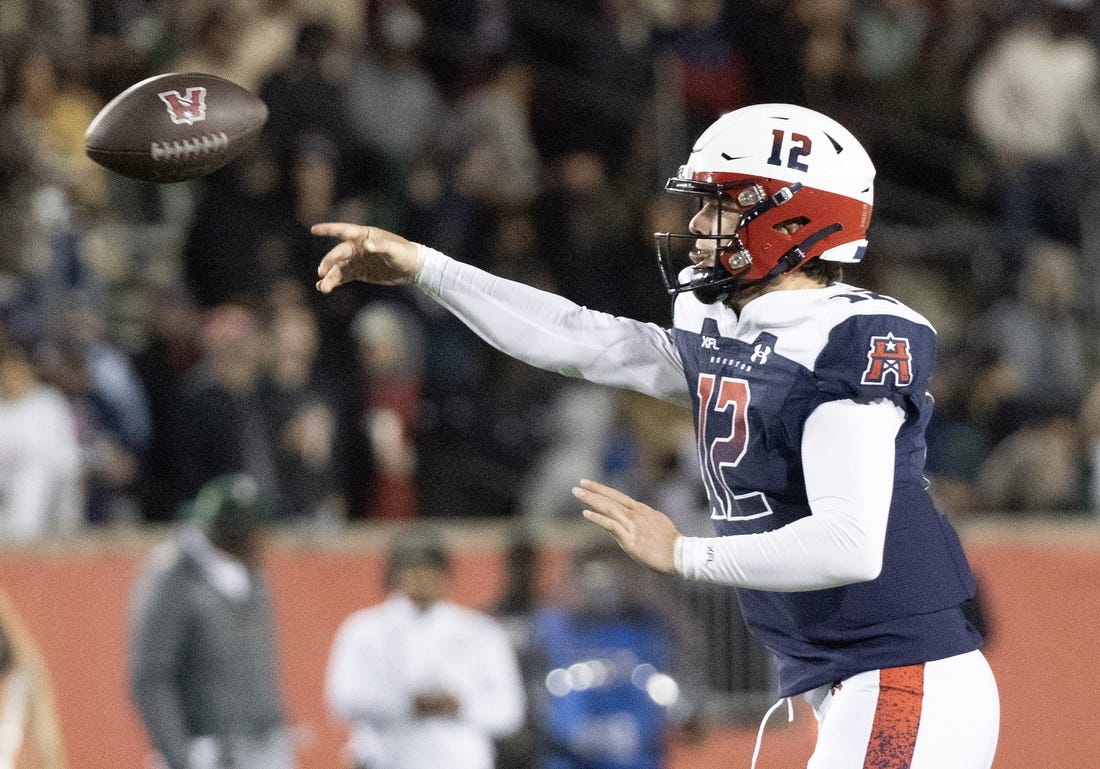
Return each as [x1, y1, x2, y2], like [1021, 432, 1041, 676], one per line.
[313, 104, 999, 768]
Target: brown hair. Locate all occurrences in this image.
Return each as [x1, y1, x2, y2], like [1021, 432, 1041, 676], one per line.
[800, 257, 843, 285]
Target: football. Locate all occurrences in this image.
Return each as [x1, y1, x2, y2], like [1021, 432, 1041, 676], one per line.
[84, 72, 268, 183]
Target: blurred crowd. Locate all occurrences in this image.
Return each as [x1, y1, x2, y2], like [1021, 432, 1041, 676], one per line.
[2, 0, 1100, 539]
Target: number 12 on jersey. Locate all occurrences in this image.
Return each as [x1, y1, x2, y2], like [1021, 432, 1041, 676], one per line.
[696, 374, 772, 521]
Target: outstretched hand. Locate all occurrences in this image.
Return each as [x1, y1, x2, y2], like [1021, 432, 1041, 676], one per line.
[573, 479, 680, 574]
[312, 222, 424, 293]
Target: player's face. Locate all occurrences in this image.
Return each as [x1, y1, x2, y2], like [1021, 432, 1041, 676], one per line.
[688, 194, 805, 265]
[688, 197, 740, 268]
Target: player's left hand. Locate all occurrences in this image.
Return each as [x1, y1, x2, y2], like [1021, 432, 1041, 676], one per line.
[573, 479, 680, 574]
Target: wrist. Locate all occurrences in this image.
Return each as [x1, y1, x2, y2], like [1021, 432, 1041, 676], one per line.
[411, 242, 428, 282]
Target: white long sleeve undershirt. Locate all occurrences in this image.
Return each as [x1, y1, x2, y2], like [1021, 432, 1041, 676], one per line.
[415, 245, 690, 407]
[675, 397, 905, 591]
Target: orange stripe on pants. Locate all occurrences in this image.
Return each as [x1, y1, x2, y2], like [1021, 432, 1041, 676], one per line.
[864, 663, 925, 769]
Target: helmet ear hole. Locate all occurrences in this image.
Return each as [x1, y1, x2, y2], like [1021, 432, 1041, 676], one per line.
[774, 216, 809, 233]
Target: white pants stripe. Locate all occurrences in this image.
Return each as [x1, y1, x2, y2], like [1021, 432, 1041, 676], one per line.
[804, 650, 999, 769]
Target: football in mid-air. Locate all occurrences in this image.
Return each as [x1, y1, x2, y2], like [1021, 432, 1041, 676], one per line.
[84, 72, 268, 183]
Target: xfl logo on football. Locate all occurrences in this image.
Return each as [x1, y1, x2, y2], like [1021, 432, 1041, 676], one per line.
[861, 332, 912, 386]
[158, 87, 208, 125]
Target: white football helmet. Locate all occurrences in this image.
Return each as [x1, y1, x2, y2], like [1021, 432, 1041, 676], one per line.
[656, 103, 875, 303]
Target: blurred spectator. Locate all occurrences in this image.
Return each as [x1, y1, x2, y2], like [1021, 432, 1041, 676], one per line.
[225, 0, 299, 92]
[513, 0, 653, 165]
[534, 152, 638, 317]
[259, 20, 366, 202]
[0, 46, 46, 276]
[282, 132, 355, 299]
[529, 541, 703, 769]
[419, 55, 540, 262]
[181, 145, 300, 308]
[170, 304, 278, 514]
[344, 2, 443, 204]
[128, 473, 293, 769]
[133, 284, 202, 522]
[260, 294, 346, 525]
[5, 44, 106, 215]
[720, 0, 806, 106]
[488, 528, 542, 769]
[974, 238, 1090, 406]
[0, 585, 68, 769]
[788, 0, 859, 108]
[1, 0, 86, 71]
[655, 0, 753, 141]
[851, 0, 931, 87]
[966, 0, 1100, 282]
[348, 300, 424, 520]
[85, 0, 164, 105]
[167, 5, 247, 85]
[973, 396, 1086, 513]
[37, 337, 141, 525]
[519, 383, 618, 523]
[46, 289, 151, 454]
[0, 42, 103, 301]
[908, 0, 1012, 136]
[0, 337, 83, 540]
[325, 527, 526, 769]
[923, 344, 1005, 518]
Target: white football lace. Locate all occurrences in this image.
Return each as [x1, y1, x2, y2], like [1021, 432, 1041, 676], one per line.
[150, 131, 229, 162]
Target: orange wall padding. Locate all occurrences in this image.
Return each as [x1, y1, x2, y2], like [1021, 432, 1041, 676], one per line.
[0, 522, 1096, 769]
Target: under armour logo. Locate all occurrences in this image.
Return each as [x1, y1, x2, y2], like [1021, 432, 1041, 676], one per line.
[750, 344, 771, 364]
[159, 87, 208, 125]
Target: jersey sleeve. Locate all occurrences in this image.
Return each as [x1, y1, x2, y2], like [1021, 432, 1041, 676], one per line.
[813, 310, 936, 409]
[415, 245, 690, 406]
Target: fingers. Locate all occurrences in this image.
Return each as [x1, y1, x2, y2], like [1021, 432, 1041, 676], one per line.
[311, 222, 367, 240]
[574, 480, 679, 574]
[574, 483, 635, 541]
[316, 240, 357, 277]
[578, 477, 637, 507]
[316, 243, 358, 293]
[316, 264, 343, 294]
[314, 226, 377, 293]
[581, 507, 628, 539]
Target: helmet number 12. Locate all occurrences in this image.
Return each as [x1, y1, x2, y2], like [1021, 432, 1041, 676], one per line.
[767, 129, 812, 172]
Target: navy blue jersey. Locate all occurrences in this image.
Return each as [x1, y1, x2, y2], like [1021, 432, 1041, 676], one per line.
[671, 283, 982, 697]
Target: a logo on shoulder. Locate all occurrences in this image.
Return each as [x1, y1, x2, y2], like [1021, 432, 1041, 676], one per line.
[750, 343, 771, 365]
[159, 87, 208, 125]
[701, 336, 719, 349]
[861, 332, 912, 386]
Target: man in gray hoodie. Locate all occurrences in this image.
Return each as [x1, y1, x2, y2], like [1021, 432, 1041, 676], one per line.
[127, 473, 292, 769]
